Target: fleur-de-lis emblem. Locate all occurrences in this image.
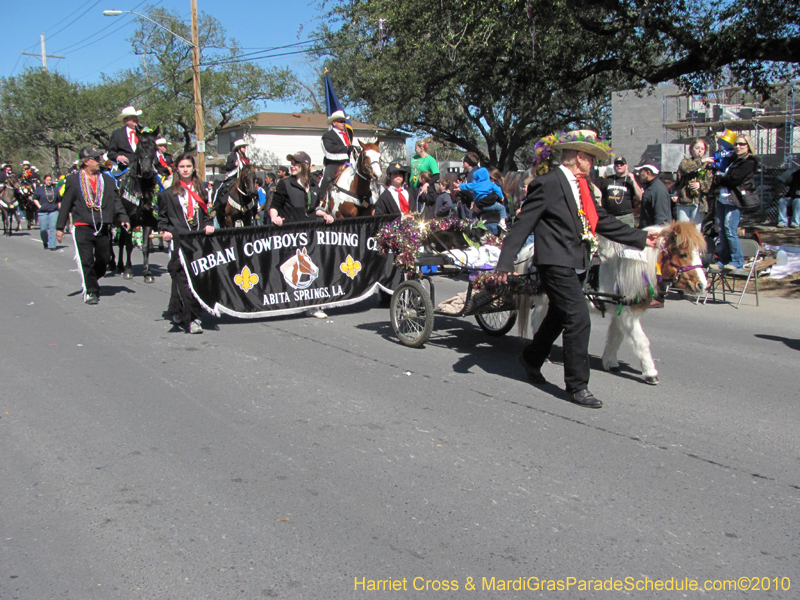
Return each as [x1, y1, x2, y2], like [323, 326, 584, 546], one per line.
[339, 254, 362, 279]
[234, 266, 259, 293]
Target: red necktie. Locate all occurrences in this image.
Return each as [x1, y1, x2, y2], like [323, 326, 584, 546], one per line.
[129, 130, 138, 146]
[341, 130, 350, 146]
[180, 181, 209, 219]
[158, 153, 168, 168]
[577, 176, 598, 234]
[397, 189, 409, 213]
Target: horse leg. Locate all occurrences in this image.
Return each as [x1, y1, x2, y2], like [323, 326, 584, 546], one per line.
[620, 307, 659, 384]
[602, 314, 626, 373]
[118, 227, 134, 279]
[142, 225, 154, 283]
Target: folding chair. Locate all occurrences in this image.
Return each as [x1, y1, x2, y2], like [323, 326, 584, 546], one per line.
[703, 238, 774, 308]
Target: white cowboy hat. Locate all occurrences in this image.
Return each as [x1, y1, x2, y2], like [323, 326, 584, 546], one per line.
[117, 105, 143, 121]
[553, 129, 611, 161]
[155, 137, 168, 146]
[232, 139, 249, 151]
[327, 110, 347, 125]
[21, 160, 30, 165]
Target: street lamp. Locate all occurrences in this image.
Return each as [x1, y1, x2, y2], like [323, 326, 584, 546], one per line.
[104, 5, 207, 180]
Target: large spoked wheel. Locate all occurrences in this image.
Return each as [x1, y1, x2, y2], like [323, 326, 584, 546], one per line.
[475, 310, 517, 337]
[390, 280, 435, 347]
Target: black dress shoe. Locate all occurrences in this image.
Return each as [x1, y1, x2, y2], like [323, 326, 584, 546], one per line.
[517, 353, 547, 384]
[568, 389, 602, 408]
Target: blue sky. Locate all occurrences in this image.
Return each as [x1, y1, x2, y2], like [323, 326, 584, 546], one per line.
[2, 0, 321, 113]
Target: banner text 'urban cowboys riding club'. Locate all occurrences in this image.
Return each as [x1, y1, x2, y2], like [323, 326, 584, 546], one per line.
[178, 216, 402, 318]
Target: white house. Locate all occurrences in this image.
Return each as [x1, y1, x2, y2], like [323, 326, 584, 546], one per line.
[215, 112, 409, 170]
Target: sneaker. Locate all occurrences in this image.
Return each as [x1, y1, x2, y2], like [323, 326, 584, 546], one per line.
[722, 263, 739, 270]
[777, 223, 786, 228]
[85, 293, 99, 305]
[189, 319, 203, 334]
[308, 309, 327, 319]
[499, 218, 508, 231]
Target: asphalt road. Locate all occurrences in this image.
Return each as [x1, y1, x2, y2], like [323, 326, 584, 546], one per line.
[1, 228, 798, 599]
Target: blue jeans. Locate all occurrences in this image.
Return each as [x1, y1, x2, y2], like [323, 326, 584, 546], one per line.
[778, 196, 800, 226]
[715, 202, 744, 268]
[480, 201, 507, 219]
[39, 211, 58, 249]
[675, 204, 703, 230]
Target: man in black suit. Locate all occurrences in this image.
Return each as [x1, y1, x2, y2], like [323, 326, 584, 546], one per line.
[318, 110, 355, 204]
[56, 146, 130, 305]
[154, 137, 173, 178]
[495, 131, 657, 408]
[106, 106, 143, 167]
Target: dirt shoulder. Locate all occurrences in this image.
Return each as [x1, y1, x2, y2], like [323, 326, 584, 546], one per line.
[741, 222, 800, 298]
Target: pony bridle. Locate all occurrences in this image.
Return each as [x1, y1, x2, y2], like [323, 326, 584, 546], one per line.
[658, 242, 703, 284]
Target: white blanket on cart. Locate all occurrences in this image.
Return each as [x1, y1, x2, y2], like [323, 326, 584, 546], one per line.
[439, 245, 502, 271]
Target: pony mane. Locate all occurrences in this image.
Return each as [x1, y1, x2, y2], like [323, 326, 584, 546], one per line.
[662, 221, 706, 255]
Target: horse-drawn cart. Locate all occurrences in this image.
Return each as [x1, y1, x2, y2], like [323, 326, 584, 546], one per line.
[389, 251, 524, 347]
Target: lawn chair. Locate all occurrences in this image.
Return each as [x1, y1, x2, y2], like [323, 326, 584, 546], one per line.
[703, 238, 775, 308]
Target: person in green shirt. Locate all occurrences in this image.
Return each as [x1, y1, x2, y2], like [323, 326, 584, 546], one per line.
[409, 140, 440, 210]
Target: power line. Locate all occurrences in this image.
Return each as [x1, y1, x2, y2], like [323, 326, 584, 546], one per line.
[53, 0, 157, 54]
[9, 54, 23, 77]
[45, 0, 103, 43]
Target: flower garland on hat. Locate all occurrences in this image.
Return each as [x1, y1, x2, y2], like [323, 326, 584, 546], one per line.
[531, 130, 613, 177]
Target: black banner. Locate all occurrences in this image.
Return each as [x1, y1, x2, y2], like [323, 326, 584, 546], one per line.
[178, 216, 402, 318]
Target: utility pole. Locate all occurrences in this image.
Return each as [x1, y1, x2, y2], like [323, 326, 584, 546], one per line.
[22, 34, 64, 71]
[191, 0, 206, 180]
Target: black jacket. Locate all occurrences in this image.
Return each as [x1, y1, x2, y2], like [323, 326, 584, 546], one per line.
[638, 177, 672, 228]
[374, 188, 411, 217]
[157, 187, 210, 236]
[714, 154, 758, 209]
[497, 168, 647, 272]
[57, 172, 129, 231]
[321, 130, 351, 165]
[107, 127, 136, 164]
[271, 176, 323, 222]
[156, 152, 173, 177]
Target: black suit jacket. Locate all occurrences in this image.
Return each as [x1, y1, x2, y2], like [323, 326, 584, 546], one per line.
[107, 127, 136, 164]
[157, 188, 210, 236]
[57, 173, 129, 231]
[497, 167, 648, 272]
[321, 130, 350, 165]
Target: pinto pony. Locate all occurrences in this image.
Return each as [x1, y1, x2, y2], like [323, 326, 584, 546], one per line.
[519, 222, 707, 385]
[325, 141, 382, 218]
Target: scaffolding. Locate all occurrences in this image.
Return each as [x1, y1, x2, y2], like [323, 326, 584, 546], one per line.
[662, 82, 800, 221]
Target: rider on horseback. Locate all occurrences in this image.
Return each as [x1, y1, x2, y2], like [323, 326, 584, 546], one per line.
[213, 139, 251, 215]
[318, 111, 356, 205]
[106, 106, 143, 169]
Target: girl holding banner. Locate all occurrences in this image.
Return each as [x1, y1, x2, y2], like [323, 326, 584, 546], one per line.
[157, 153, 215, 334]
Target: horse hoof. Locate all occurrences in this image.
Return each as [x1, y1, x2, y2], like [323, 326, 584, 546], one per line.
[644, 375, 659, 385]
[608, 366, 621, 373]
[144, 275, 155, 284]
[123, 270, 133, 280]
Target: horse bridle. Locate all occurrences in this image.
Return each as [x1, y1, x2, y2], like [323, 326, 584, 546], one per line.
[657, 242, 703, 285]
[353, 147, 381, 182]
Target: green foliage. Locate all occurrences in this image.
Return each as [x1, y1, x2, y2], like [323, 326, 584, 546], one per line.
[0, 69, 102, 172]
[114, 6, 297, 153]
[314, 0, 799, 169]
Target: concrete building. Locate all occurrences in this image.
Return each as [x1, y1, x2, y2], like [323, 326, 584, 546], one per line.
[214, 113, 409, 170]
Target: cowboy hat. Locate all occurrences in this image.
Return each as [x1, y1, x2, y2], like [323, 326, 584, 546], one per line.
[21, 160, 30, 165]
[553, 129, 611, 161]
[154, 137, 168, 146]
[117, 106, 143, 121]
[327, 110, 347, 125]
[232, 139, 249, 151]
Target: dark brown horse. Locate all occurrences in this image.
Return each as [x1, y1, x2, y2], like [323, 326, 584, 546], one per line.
[217, 164, 258, 228]
[325, 141, 382, 218]
[0, 175, 22, 235]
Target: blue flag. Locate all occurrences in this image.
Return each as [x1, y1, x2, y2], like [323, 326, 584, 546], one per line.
[324, 70, 354, 139]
